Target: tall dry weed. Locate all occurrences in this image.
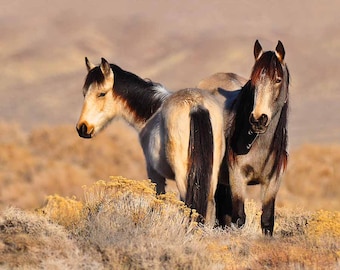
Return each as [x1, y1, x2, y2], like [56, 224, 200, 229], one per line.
[0, 177, 339, 269]
[40, 177, 340, 269]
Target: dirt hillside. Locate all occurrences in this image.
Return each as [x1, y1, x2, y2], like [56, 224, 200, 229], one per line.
[0, 0, 339, 211]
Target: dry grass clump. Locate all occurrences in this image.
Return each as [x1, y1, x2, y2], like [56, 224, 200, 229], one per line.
[38, 195, 84, 230]
[307, 210, 340, 241]
[0, 207, 100, 269]
[1, 176, 339, 269]
[71, 177, 207, 269]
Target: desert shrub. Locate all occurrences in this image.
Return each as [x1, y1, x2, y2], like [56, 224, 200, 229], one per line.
[306, 210, 340, 241]
[38, 194, 84, 230]
[0, 207, 100, 269]
[1, 177, 339, 269]
[73, 177, 210, 269]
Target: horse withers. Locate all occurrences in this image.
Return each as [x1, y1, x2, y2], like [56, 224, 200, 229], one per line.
[199, 40, 289, 235]
[76, 58, 225, 225]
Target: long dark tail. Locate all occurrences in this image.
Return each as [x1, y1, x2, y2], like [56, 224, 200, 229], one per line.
[185, 105, 214, 221]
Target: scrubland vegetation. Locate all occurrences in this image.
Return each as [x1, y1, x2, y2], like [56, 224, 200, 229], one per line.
[0, 122, 339, 269]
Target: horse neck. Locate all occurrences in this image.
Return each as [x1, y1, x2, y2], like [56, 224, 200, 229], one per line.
[228, 80, 288, 153]
[251, 90, 289, 179]
[111, 65, 170, 131]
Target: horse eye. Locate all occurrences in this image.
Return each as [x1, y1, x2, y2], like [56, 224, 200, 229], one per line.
[98, 92, 106, 97]
[275, 78, 282, 84]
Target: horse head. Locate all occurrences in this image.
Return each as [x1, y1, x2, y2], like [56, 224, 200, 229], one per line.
[249, 40, 289, 133]
[76, 57, 116, 138]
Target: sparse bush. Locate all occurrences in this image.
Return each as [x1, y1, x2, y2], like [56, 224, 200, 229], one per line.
[0, 207, 100, 269]
[1, 123, 340, 269]
[0, 177, 339, 269]
[38, 194, 84, 230]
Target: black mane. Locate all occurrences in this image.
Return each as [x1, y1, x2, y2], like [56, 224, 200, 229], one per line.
[227, 81, 255, 155]
[84, 64, 167, 123]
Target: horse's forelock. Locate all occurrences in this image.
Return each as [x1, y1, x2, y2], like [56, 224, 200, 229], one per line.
[83, 66, 105, 91]
[250, 51, 283, 86]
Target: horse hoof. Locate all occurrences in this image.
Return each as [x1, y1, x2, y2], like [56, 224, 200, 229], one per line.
[262, 228, 273, 236]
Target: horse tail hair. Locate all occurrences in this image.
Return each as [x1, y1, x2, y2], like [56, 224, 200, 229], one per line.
[185, 105, 214, 222]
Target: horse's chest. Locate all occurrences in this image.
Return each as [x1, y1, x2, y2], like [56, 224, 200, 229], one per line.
[235, 147, 273, 184]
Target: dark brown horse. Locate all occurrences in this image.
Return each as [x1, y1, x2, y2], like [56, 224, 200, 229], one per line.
[203, 40, 289, 235]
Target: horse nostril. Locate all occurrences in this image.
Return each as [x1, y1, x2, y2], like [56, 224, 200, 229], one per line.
[249, 113, 269, 127]
[259, 114, 268, 126]
[249, 114, 256, 124]
[80, 123, 87, 134]
[77, 123, 92, 138]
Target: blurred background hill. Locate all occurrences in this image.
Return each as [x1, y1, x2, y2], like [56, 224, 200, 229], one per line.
[0, 0, 339, 211]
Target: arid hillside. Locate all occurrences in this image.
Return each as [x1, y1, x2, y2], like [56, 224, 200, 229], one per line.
[0, 0, 339, 226]
[1, 122, 339, 212]
[1, 0, 340, 147]
[1, 2, 339, 268]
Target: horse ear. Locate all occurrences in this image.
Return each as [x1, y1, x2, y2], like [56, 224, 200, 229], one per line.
[254, 40, 263, 61]
[100, 58, 112, 78]
[275, 40, 285, 61]
[85, 57, 95, 71]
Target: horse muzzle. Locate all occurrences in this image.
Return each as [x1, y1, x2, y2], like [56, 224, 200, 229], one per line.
[76, 123, 94, 138]
[249, 113, 269, 134]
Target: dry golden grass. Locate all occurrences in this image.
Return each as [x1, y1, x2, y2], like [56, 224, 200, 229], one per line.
[283, 144, 340, 211]
[0, 177, 339, 269]
[0, 122, 146, 210]
[1, 122, 339, 212]
[1, 123, 340, 268]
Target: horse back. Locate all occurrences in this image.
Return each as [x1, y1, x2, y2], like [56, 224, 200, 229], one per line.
[162, 88, 224, 164]
[198, 72, 247, 91]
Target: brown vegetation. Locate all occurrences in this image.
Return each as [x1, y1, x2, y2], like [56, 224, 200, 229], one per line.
[1, 122, 339, 268]
[1, 122, 339, 212]
[0, 121, 147, 210]
[0, 177, 339, 269]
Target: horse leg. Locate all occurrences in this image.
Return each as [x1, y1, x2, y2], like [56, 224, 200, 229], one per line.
[147, 165, 166, 194]
[229, 172, 246, 228]
[232, 195, 246, 228]
[205, 194, 216, 227]
[261, 197, 275, 236]
[215, 183, 232, 227]
[261, 178, 281, 236]
[215, 153, 232, 227]
[205, 170, 219, 227]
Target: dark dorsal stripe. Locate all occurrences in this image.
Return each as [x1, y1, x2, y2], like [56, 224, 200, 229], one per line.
[83, 64, 167, 123]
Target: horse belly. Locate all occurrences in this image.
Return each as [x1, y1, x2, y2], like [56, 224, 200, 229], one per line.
[140, 122, 175, 180]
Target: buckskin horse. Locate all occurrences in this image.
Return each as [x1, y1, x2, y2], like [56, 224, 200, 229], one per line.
[76, 58, 225, 225]
[199, 40, 289, 235]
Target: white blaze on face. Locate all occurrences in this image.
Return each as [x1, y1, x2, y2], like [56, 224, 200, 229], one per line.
[77, 80, 115, 136]
[252, 74, 274, 124]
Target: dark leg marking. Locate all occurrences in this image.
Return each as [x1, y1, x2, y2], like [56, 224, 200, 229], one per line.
[261, 198, 275, 236]
[232, 197, 246, 228]
[215, 183, 232, 227]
